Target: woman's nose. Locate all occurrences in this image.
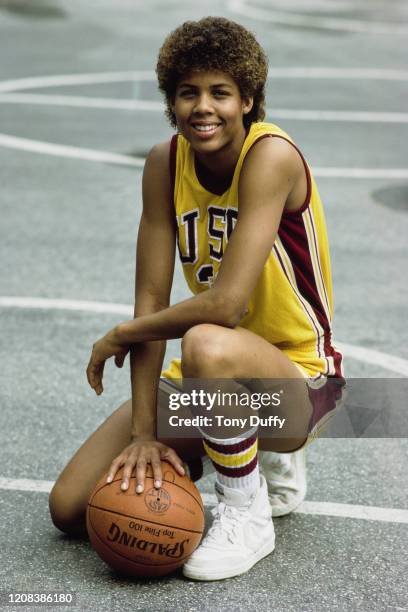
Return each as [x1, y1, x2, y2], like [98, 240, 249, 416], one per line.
[193, 93, 213, 114]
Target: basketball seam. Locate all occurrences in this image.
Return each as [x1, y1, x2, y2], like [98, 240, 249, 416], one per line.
[87, 504, 204, 534]
[90, 476, 204, 517]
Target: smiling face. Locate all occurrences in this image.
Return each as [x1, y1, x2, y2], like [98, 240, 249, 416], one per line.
[171, 70, 253, 157]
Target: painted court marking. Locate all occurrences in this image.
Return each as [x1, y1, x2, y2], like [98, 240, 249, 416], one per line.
[0, 71, 407, 177]
[1, 93, 408, 124]
[0, 477, 407, 524]
[2, 69, 408, 94]
[0, 133, 145, 168]
[202, 493, 408, 524]
[1, 133, 407, 180]
[228, 0, 408, 34]
[1, 296, 408, 376]
[0, 71, 156, 93]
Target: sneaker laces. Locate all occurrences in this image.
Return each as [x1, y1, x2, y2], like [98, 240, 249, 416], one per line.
[204, 502, 251, 545]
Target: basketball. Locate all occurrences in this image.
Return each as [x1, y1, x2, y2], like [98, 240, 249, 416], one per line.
[86, 462, 205, 577]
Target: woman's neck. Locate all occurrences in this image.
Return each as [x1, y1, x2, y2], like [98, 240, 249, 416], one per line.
[194, 125, 248, 179]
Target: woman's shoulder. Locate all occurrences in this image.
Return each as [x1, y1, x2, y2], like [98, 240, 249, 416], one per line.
[145, 139, 172, 166]
[142, 139, 174, 186]
[248, 121, 292, 140]
[242, 123, 301, 171]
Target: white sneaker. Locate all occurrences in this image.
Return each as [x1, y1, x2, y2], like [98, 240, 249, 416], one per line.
[259, 448, 307, 517]
[182, 475, 275, 581]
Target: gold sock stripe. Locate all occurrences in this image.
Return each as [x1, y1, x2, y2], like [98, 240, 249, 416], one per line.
[203, 438, 258, 468]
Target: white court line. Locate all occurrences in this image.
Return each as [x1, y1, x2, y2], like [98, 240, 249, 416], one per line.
[228, 0, 408, 34]
[1, 69, 408, 96]
[1, 93, 407, 124]
[0, 133, 144, 168]
[201, 494, 408, 524]
[0, 71, 156, 93]
[1, 297, 408, 376]
[0, 296, 133, 316]
[0, 478, 407, 524]
[338, 342, 408, 377]
[1, 133, 407, 179]
[268, 67, 408, 81]
[251, 0, 378, 11]
[266, 109, 408, 124]
[0, 477, 54, 494]
[0, 93, 164, 112]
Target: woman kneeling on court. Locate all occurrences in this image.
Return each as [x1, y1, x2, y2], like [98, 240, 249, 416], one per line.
[49, 17, 345, 581]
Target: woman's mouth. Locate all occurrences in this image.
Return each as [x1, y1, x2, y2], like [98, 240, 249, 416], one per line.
[190, 123, 222, 138]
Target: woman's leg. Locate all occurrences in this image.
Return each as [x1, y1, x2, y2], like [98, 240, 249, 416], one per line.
[48, 381, 203, 537]
[181, 324, 309, 580]
[181, 324, 313, 452]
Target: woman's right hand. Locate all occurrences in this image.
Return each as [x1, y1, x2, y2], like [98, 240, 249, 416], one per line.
[106, 436, 185, 493]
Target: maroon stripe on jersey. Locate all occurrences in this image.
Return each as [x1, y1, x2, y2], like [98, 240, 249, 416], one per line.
[306, 207, 331, 317]
[278, 214, 331, 338]
[324, 336, 344, 379]
[204, 435, 257, 455]
[211, 455, 258, 478]
[273, 244, 289, 281]
[273, 244, 322, 356]
[169, 134, 178, 210]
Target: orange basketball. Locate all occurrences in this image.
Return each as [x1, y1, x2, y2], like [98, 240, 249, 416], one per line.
[86, 462, 205, 577]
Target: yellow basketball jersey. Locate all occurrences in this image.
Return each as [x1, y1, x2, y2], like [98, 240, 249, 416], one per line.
[164, 122, 343, 379]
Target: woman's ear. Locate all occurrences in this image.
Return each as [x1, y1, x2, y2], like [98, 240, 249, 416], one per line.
[242, 96, 254, 115]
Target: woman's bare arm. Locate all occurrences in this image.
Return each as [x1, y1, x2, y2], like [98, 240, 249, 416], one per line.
[128, 140, 176, 438]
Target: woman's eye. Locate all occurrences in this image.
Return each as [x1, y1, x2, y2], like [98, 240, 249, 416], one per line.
[214, 91, 228, 97]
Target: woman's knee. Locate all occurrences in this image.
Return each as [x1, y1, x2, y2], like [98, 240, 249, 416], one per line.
[48, 481, 87, 536]
[181, 324, 231, 376]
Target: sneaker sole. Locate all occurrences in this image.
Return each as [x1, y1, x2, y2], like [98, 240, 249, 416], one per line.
[182, 535, 275, 581]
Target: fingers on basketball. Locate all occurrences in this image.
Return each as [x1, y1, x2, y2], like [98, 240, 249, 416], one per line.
[161, 448, 185, 475]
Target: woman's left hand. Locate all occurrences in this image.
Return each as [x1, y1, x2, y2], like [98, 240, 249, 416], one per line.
[86, 327, 129, 395]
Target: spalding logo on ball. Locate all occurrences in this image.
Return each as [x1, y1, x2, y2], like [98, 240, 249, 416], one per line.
[86, 462, 205, 577]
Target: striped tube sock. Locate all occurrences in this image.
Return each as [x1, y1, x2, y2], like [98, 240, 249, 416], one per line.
[202, 428, 260, 497]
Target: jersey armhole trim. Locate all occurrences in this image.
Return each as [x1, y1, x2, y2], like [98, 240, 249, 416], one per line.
[247, 133, 312, 216]
[169, 133, 178, 210]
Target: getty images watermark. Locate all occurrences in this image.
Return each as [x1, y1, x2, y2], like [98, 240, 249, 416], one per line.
[158, 378, 408, 440]
[167, 388, 286, 429]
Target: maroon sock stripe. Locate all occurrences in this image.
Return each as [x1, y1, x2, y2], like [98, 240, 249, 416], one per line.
[204, 435, 257, 456]
[211, 455, 258, 478]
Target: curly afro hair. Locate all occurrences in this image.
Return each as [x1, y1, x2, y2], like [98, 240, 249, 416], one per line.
[156, 16, 268, 130]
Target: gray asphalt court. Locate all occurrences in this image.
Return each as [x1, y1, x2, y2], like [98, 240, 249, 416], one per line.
[1, 1, 408, 611]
